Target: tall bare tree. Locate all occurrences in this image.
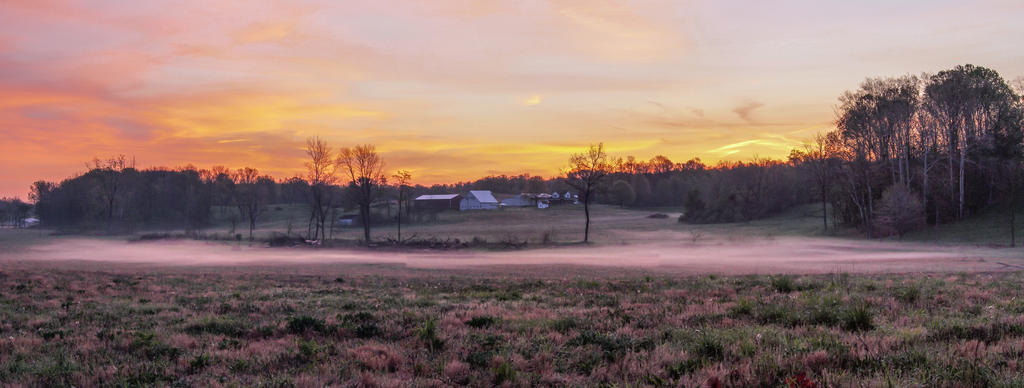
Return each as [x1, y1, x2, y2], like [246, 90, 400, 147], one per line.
[304, 137, 336, 241]
[925, 65, 1016, 220]
[565, 143, 613, 243]
[88, 154, 133, 233]
[392, 170, 412, 242]
[338, 144, 386, 243]
[791, 131, 839, 232]
[233, 167, 271, 241]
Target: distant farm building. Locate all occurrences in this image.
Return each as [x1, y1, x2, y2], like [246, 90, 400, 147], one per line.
[414, 194, 462, 212]
[460, 190, 499, 210]
[499, 194, 536, 208]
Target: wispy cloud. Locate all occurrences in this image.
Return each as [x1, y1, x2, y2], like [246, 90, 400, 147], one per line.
[732, 99, 764, 123]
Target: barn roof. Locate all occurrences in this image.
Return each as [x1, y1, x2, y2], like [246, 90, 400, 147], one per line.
[468, 190, 498, 203]
[415, 194, 460, 200]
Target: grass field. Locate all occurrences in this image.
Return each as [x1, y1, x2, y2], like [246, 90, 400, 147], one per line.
[2, 268, 1024, 387]
[200, 202, 846, 246]
[203, 201, 1023, 247]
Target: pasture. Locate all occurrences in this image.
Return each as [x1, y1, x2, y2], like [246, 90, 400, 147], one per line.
[2, 204, 1024, 387]
[2, 267, 1024, 387]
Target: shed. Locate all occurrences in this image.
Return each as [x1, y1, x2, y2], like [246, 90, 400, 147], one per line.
[414, 194, 461, 212]
[460, 190, 499, 210]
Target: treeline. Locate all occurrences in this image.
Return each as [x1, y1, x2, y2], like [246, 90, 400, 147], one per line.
[21, 63, 1023, 244]
[0, 197, 32, 227]
[789, 64, 1023, 241]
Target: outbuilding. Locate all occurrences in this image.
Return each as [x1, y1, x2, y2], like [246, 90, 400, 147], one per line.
[460, 190, 499, 210]
[414, 194, 462, 212]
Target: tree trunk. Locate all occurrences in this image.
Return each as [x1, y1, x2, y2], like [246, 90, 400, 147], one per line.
[583, 193, 591, 243]
[959, 144, 966, 219]
[1011, 167, 1017, 247]
[362, 204, 371, 242]
[397, 192, 403, 242]
[821, 189, 828, 232]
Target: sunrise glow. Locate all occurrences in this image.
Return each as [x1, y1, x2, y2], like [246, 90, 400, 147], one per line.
[2, 0, 1023, 197]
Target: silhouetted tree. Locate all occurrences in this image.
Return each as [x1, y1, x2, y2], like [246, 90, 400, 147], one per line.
[565, 143, 612, 243]
[304, 137, 336, 241]
[338, 144, 386, 243]
[392, 169, 412, 242]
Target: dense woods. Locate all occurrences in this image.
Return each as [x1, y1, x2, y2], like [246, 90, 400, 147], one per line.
[14, 64, 1023, 243]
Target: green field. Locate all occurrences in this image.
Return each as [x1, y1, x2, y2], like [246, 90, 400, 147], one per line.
[2, 268, 1024, 387]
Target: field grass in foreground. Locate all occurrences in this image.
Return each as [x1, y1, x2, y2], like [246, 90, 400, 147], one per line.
[3, 269, 1024, 387]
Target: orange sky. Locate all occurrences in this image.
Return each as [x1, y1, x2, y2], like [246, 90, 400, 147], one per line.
[2, 0, 1023, 198]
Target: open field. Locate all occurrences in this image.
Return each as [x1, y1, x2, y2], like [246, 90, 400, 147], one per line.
[3, 204, 1024, 387]
[3, 267, 1024, 387]
[172, 202, 1024, 247]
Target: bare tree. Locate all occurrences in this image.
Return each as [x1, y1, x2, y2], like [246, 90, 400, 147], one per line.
[338, 144, 386, 243]
[304, 137, 336, 241]
[925, 65, 1016, 220]
[88, 154, 134, 233]
[791, 131, 838, 232]
[233, 167, 271, 241]
[565, 143, 613, 243]
[392, 170, 412, 242]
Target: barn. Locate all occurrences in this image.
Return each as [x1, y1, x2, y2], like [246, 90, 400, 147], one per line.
[460, 190, 499, 210]
[414, 194, 461, 212]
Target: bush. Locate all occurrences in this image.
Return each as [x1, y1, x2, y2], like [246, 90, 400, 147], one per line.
[551, 317, 579, 333]
[287, 315, 326, 334]
[894, 284, 921, 304]
[184, 318, 248, 337]
[493, 361, 516, 385]
[340, 312, 382, 338]
[692, 334, 725, 362]
[188, 353, 211, 372]
[728, 299, 755, 318]
[465, 316, 498, 329]
[841, 304, 874, 332]
[771, 276, 796, 293]
[875, 184, 924, 239]
[418, 318, 444, 351]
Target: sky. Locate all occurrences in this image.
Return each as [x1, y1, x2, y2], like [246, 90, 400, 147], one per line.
[1, 0, 1023, 198]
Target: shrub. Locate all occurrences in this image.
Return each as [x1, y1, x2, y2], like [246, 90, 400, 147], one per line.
[287, 315, 326, 334]
[340, 312, 382, 338]
[728, 299, 755, 318]
[894, 284, 921, 304]
[692, 334, 725, 362]
[188, 353, 211, 372]
[465, 315, 498, 329]
[552, 317, 577, 333]
[418, 318, 444, 351]
[771, 276, 796, 293]
[296, 338, 319, 360]
[184, 318, 248, 337]
[493, 361, 516, 385]
[130, 330, 181, 360]
[841, 304, 874, 332]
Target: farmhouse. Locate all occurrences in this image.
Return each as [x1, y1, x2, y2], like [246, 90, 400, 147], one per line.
[459, 190, 499, 210]
[414, 194, 461, 212]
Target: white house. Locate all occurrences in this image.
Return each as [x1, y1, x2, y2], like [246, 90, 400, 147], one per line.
[460, 190, 499, 210]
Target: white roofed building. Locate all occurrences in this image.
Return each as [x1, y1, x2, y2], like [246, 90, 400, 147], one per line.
[460, 190, 499, 210]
